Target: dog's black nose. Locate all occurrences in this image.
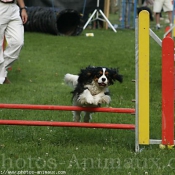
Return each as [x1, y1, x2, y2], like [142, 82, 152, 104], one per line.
[102, 78, 106, 82]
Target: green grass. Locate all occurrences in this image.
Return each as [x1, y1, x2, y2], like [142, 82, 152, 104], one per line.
[0, 22, 175, 175]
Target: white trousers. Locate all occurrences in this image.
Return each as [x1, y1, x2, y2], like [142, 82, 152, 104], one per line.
[0, 2, 24, 84]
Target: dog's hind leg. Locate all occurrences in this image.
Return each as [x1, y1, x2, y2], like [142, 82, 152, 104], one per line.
[83, 112, 92, 123]
[72, 111, 81, 122]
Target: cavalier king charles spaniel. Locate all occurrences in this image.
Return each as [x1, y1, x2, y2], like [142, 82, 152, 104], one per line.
[64, 66, 123, 122]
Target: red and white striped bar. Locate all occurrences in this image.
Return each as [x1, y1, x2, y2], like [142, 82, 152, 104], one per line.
[0, 104, 135, 114]
[0, 120, 135, 129]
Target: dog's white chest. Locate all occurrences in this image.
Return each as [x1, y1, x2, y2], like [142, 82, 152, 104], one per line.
[85, 83, 105, 96]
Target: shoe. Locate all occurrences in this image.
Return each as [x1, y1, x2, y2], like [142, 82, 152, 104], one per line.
[155, 24, 161, 30]
[3, 77, 11, 84]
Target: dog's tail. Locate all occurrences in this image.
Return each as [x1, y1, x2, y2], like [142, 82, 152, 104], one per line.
[64, 73, 79, 88]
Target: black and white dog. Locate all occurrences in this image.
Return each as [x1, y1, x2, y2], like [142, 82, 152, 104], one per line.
[64, 66, 123, 122]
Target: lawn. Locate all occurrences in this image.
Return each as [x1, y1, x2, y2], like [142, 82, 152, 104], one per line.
[0, 20, 175, 174]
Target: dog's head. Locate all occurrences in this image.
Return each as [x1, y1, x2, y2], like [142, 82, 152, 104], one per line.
[78, 66, 123, 87]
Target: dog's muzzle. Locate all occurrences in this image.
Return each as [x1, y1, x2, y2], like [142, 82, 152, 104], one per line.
[98, 78, 107, 86]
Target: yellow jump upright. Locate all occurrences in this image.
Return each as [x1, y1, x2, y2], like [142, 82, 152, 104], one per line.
[138, 11, 150, 144]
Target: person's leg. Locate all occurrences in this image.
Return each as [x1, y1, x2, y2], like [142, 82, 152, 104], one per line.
[3, 4, 24, 83]
[155, 13, 161, 28]
[0, 3, 10, 84]
[4, 19, 24, 70]
[167, 11, 173, 26]
[0, 34, 6, 84]
[153, 0, 163, 29]
[163, 0, 173, 26]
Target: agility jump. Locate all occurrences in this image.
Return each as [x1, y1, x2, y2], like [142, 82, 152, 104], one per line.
[0, 11, 174, 152]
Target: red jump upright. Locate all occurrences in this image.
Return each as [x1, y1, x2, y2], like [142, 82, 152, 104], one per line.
[162, 37, 174, 145]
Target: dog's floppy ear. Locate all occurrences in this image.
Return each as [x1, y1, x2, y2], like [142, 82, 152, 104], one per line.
[113, 72, 123, 83]
[78, 66, 95, 84]
[109, 68, 123, 84]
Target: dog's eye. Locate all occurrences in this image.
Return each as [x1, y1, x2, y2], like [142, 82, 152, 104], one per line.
[105, 74, 110, 78]
[96, 73, 102, 78]
[105, 71, 111, 78]
[105, 71, 109, 75]
[97, 71, 103, 77]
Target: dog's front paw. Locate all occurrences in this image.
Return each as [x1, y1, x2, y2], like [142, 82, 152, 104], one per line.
[94, 94, 111, 105]
[86, 96, 94, 104]
[101, 95, 111, 104]
[78, 89, 94, 105]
